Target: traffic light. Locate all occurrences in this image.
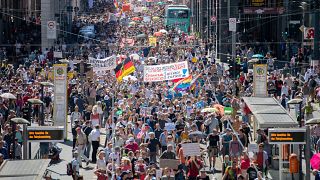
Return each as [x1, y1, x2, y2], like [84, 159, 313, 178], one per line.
[282, 30, 288, 40]
[84, 62, 92, 74]
[74, 60, 92, 76]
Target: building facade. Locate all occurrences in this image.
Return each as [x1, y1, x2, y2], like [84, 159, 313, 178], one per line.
[190, 0, 314, 62]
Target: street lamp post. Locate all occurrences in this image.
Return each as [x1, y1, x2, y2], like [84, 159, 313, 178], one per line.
[300, 2, 308, 52]
[287, 98, 303, 180]
[304, 118, 320, 180]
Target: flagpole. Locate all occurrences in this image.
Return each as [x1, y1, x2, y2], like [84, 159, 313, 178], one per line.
[111, 85, 116, 180]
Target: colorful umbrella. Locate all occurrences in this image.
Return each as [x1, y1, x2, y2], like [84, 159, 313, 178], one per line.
[154, 32, 163, 37]
[159, 29, 168, 34]
[129, 21, 136, 25]
[248, 58, 259, 63]
[132, 17, 142, 21]
[136, 34, 146, 38]
[0, 93, 16, 100]
[311, 153, 320, 169]
[201, 107, 217, 113]
[224, 107, 234, 115]
[188, 35, 195, 40]
[252, 54, 264, 58]
[152, 16, 160, 21]
[213, 104, 225, 116]
[305, 118, 320, 125]
[116, 110, 123, 115]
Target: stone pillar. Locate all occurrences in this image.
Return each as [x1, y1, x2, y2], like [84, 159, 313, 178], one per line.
[41, 0, 55, 52]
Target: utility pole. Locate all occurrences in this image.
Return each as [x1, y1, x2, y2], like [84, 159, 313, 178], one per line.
[215, 0, 218, 60]
[305, 126, 311, 180]
[314, 0, 320, 66]
[228, 0, 236, 59]
[218, 0, 221, 60]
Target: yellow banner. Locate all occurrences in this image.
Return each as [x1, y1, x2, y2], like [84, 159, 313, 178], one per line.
[149, 36, 157, 47]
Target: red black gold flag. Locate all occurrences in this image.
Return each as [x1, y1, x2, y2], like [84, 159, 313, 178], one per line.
[115, 58, 135, 81]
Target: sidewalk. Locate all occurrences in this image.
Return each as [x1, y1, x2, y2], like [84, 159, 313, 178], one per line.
[45, 118, 98, 179]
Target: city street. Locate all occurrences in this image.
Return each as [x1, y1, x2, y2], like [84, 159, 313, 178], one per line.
[1, 0, 320, 180]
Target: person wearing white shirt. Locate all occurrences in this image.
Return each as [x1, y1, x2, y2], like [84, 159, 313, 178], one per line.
[114, 133, 125, 147]
[90, 125, 101, 163]
[94, 151, 107, 176]
[281, 82, 289, 97]
[104, 142, 113, 162]
[109, 146, 121, 166]
[71, 106, 82, 125]
[72, 151, 80, 179]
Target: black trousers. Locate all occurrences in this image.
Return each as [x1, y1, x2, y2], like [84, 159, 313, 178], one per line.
[73, 138, 76, 149]
[91, 141, 99, 163]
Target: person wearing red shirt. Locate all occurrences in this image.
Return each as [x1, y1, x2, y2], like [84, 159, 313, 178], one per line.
[239, 72, 245, 84]
[187, 156, 203, 180]
[124, 137, 139, 153]
[240, 153, 250, 175]
[22, 92, 31, 104]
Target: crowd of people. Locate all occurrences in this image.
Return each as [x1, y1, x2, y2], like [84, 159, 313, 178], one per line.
[0, 0, 320, 180]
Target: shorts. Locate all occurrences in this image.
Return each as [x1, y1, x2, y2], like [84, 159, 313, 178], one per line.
[230, 152, 240, 158]
[208, 146, 218, 157]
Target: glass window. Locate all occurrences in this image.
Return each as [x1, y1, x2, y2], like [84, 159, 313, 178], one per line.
[168, 10, 189, 19]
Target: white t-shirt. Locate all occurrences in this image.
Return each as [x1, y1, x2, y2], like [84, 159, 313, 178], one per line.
[97, 158, 107, 170]
[90, 129, 101, 141]
[71, 112, 82, 124]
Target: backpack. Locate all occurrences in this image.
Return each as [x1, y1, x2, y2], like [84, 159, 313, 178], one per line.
[67, 162, 73, 175]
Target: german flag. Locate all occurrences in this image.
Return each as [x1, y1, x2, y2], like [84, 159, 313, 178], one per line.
[115, 58, 135, 81]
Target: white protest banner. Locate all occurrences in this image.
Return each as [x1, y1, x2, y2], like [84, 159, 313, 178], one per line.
[139, 107, 152, 116]
[53, 51, 63, 58]
[156, 169, 162, 180]
[181, 143, 201, 156]
[248, 143, 258, 153]
[144, 61, 189, 82]
[248, 143, 258, 159]
[88, 56, 116, 74]
[165, 123, 176, 131]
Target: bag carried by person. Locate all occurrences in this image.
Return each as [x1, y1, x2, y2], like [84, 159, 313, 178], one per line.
[67, 162, 73, 176]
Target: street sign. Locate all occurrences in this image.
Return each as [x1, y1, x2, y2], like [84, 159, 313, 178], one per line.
[211, 16, 217, 23]
[47, 21, 57, 39]
[253, 64, 267, 97]
[268, 128, 306, 144]
[304, 27, 314, 39]
[27, 126, 64, 142]
[299, 25, 305, 32]
[229, 18, 237, 32]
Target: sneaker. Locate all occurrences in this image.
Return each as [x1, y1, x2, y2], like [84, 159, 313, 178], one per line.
[86, 161, 90, 166]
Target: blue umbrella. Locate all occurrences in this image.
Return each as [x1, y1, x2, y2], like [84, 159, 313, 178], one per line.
[252, 54, 264, 58]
